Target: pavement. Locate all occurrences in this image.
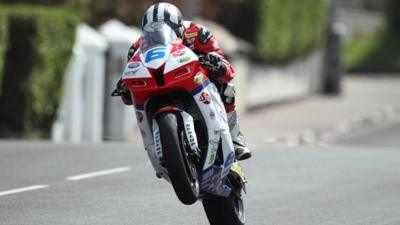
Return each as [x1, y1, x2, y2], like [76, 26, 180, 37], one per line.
[241, 75, 400, 147]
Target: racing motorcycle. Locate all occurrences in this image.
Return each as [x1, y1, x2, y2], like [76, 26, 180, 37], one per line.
[112, 24, 247, 225]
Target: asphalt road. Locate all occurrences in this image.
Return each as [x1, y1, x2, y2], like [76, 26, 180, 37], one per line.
[0, 124, 399, 225]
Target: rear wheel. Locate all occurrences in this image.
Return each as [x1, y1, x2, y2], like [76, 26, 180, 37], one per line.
[158, 112, 199, 205]
[202, 190, 245, 225]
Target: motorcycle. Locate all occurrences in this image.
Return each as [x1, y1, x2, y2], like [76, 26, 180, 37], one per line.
[112, 24, 247, 225]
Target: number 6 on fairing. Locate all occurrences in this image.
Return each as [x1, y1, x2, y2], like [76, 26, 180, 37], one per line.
[145, 47, 166, 63]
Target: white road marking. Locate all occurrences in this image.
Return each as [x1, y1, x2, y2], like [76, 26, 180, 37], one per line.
[0, 185, 49, 197]
[66, 167, 132, 181]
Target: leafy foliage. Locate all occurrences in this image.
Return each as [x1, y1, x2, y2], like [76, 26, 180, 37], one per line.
[0, 4, 81, 137]
[345, 26, 400, 72]
[0, 14, 8, 86]
[256, 0, 327, 63]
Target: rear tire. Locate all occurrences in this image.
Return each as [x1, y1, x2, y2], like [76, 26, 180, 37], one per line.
[202, 191, 245, 225]
[158, 112, 199, 205]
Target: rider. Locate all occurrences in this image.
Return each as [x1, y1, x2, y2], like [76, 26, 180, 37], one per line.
[115, 2, 251, 160]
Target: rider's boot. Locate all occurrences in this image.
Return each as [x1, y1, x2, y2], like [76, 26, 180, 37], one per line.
[227, 110, 252, 161]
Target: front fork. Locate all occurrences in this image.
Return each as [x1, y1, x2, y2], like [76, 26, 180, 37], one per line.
[152, 108, 201, 181]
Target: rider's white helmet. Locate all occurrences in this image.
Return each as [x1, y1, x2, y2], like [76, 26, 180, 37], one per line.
[142, 2, 184, 37]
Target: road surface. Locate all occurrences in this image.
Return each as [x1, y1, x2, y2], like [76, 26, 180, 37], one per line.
[0, 123, 399, 225]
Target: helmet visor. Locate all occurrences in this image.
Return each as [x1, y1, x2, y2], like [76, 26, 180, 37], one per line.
[141, 23, 177, 51]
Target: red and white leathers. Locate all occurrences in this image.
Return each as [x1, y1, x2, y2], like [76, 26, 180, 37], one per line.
[123, 21, 251, 160]
[125, 21, 235, 112]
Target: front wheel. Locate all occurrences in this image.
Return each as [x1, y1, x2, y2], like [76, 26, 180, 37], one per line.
[158, 112, 199, 205]
[202, 191, 245, 225]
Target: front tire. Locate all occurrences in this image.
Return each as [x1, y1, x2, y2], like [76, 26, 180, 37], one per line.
[158, 112, 199, 205]
[202, 191, 245, 225]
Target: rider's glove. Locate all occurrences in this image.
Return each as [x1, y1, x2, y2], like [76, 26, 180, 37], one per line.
[127, 44, 137, 62]
[199, 52, 227, 78]
[112, 78, 133, 105]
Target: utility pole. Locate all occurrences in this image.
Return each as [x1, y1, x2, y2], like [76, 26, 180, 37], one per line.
[321, 0, 343, 95]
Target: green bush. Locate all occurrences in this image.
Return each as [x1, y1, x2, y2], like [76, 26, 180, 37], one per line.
[345, 26, 400, 72]
[0, 4, 81, 137]
[256, 0, 327, 63]
[0, 15, 8, 85]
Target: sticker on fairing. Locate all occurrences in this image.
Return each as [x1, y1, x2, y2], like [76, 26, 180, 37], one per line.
[179, 56, 192, 63]
[193, 72, 204, 84]
[164, 46, 198, 74]
[199, 92, 211, 104]
[122, 61, 151, 79]
[152, 121, 162, 158]
[172, 49, 186, 57]
[128, 62, 140, 69]
[145, 47, 167, 63]
[140, 46, 172, 69]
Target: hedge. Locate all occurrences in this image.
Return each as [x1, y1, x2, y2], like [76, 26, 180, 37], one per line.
[0, 13, 7, 82]
[345, 26, 400, 72]
[256, 0, 327, 63]
[0, 4, 80, 137]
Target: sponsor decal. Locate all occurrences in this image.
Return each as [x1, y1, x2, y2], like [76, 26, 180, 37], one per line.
[193, 72, 204, 84]
[154, 130, 162, 158]
[209, 111, 216, 120]
[124, 70, 139, 77]
[184, 32, 198, 39]
[136, 111, 144, 122]
[209, 138, 219, 145]
[185, 123, 197, 149]
[179, 56, 192, 63]
[128, 62, 140, 69]
[172, 49, 186, 57]
[199, 92, 211, 104]
[209, 153, 216, 165]
[145, 47, 166, 63]
[209, 138, 219, 154]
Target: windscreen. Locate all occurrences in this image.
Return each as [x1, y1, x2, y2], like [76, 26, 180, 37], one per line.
[141, 23, 177, 52]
